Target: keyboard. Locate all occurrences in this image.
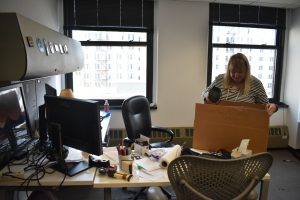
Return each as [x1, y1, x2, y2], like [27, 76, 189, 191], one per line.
[13, 138, 38, 160]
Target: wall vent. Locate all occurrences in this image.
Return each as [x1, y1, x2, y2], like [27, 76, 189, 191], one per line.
[268, 126, 289, 149]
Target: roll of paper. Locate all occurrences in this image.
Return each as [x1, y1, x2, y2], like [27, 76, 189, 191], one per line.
[159, 145, 181, 168]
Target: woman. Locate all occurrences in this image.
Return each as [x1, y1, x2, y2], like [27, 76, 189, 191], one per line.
[203, 53, 278, 115]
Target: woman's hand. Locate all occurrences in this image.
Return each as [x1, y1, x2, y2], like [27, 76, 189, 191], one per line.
[265, 103, 278, 115]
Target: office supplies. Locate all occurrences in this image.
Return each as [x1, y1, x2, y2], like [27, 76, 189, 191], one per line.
[134, 135, 150, 156]
[106, 165, 117, 177]
[159, 145, 181, 168]
[110, 171, 133, 182]
[135, 157, 160, 172]
[147, 148, 167, 161]
[98, 167, 107, 175]
[89, 155, 110, 168]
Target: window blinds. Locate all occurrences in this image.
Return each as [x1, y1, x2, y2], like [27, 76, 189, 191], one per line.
[63, 0, 154, 28]
[210, 3, 286, 29]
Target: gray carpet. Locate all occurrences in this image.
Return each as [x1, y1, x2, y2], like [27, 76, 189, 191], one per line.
[267, 149, 300, 200]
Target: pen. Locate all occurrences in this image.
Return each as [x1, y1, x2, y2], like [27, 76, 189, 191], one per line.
[137, 165, 152, 176]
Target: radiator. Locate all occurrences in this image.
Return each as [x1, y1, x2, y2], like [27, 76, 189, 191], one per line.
[108, 126, 289, 149]
[268, 126, 289, 149]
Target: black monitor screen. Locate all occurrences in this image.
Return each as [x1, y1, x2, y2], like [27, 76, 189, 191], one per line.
[44, 95, 102, 157]
[45, 83, 57, 96]
[0, 84, 32, 152]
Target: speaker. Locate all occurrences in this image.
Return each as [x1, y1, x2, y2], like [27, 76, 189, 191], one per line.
[39, 104, 47, 142]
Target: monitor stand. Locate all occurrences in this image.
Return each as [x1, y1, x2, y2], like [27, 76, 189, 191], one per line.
[51, 160, 91, 177]
[48, 123, 91, 176]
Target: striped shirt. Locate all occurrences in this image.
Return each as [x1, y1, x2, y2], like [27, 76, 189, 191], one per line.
[203, 74, 269, 104]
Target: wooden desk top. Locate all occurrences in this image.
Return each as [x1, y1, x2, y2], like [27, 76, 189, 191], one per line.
[0, 148, 97, 187]
[93, 168, 170, 188]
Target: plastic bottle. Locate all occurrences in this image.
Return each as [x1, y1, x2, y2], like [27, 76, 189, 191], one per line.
[104, 100, 109, 112]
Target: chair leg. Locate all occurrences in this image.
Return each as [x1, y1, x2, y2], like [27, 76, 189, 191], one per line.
[160, 187, 172, 199]
[132, 187, 147, 200]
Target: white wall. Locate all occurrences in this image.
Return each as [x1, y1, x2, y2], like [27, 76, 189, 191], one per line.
[0, 0, 61, 31]
[284, 8, 300, 148]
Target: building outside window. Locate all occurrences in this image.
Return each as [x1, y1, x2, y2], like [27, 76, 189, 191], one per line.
[71, 30, 148, 100]
[208, 3, 286, 102]
[63, 0, 154, 106]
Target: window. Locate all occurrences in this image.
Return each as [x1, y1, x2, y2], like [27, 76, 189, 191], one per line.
[63, 0, 154, 107]
[70, 30, 149, 101]
[208, 3, 286, 103]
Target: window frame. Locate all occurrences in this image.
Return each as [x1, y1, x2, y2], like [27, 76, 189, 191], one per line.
[64, 26, 154, 108]
[207, 23, 285, 104]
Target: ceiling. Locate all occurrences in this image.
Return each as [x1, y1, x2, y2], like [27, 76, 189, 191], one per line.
[172, 0, 300, 9]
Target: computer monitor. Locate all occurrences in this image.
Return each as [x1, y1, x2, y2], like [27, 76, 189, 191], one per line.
[38, 83, 57, 143]
[44, 95, 102, 176]
[0, 84, 32, 169]
[45, 83, 57, 96]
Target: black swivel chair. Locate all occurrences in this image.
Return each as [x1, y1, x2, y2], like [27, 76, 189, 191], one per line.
[121, 95, 175, 148]
[121, 95, 174, 199]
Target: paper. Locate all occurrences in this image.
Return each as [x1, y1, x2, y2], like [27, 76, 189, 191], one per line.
[65, 147, 84, 162]
[238, 139, 250, 154]
[135, 169, 165, 181]
[135, 157, 161, 172]
[159, 145, 181, 168]
[102, 147, 119, 165]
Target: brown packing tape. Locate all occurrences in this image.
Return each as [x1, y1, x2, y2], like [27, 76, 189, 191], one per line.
[193, 103, 269, 153]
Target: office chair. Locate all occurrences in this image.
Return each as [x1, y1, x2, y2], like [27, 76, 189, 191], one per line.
[168, 152, 273, 200]
[121, 95, 174, 199]
[121, 95, 174, 148]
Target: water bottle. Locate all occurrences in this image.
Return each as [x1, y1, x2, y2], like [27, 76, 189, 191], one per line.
[104, 100, 109, 112]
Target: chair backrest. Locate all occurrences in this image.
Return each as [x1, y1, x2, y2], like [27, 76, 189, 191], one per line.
[168, 152, 273, 200]
[122, 95, 152, 140]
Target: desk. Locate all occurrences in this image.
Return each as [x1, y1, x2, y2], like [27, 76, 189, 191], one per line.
[94, 147, 271, 200]
[0, 148, 97, 200]
[93, 167, 170, 200]
[0, 165, 96, 187]
[0, 146, 271, 200]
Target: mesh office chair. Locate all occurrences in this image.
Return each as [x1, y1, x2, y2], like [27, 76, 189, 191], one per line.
[168, 152, 273, 200]
[121, 95, 174, 148]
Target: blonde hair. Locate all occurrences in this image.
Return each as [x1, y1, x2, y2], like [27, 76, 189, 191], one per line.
[224, 53, 251, 95]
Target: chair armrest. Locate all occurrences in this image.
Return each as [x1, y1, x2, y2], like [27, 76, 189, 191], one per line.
[151, 126, 174, 143]
[180, 177, 259, 200]
[233, 176, 260, 200]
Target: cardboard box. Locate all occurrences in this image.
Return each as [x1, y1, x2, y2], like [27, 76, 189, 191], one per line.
[193, 101, 269, 153]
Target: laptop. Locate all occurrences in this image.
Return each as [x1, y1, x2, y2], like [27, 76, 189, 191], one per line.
[0, 84, 36, 167]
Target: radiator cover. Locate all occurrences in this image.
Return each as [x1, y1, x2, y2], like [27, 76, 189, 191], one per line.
[268, 126, 289, 148]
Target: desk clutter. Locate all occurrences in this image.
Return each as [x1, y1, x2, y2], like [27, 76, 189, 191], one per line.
[97, 137, 255, 183]
[97, 137, 183, 182]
